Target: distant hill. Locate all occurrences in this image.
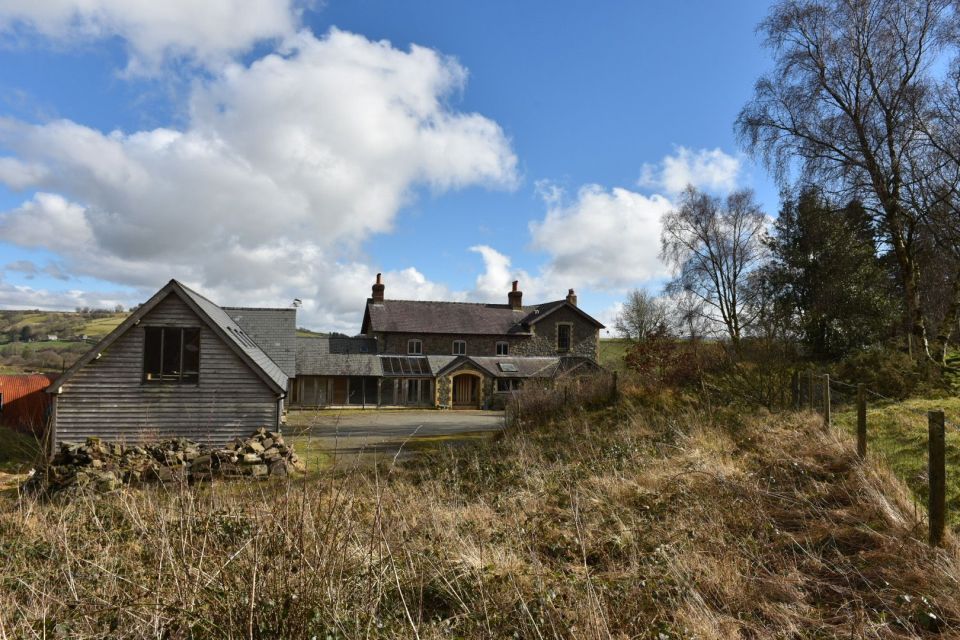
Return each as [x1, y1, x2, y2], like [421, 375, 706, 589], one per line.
[0, 310, 128, 374]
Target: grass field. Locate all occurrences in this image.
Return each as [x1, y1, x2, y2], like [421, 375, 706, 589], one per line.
[81, 313, 127, 338]
[834, 396, 960, 526]
[598, 337, 631, 371]
[0, 425, 42, 474]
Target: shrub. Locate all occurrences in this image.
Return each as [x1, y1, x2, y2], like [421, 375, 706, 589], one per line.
[833, 346, 918, 400]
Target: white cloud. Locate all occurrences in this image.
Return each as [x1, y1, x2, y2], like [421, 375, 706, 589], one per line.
[0, 157, 48, 189]
[0, 0, 298, 71]
[638, 146, 740, 194]
[529, 184, 672, 291]
[0, 29, 517, 330]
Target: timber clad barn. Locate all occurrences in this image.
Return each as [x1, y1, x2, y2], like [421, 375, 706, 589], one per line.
[46, 276, 604, 446]
[47, 280, 290, 447]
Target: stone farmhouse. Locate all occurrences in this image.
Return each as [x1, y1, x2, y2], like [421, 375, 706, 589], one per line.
[290, 276, 603, 410]
[46, 276, 603, 445]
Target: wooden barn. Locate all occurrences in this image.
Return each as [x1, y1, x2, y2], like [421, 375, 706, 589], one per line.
[46, 280, 288, 448]
[0, 374, 55, 434]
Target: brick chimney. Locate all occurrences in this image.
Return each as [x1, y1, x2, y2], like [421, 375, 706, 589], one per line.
[508, 280, 523, 310]
[566, 288, 577, 306]
[372, 273, 385, 304]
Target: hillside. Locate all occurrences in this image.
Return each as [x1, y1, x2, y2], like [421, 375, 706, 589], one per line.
[0, 310, 127, 374]
[2, 395, 957, 637]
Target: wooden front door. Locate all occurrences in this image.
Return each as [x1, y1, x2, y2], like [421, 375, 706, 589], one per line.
[452, 374, 478, 408]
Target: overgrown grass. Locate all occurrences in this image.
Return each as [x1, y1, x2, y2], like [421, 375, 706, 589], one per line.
[0, 424, 42, 474]
[834, 396, 960, 526]
[2, 394, 959, 637]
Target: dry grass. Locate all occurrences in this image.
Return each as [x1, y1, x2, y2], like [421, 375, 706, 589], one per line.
[2, 396, 959, 638]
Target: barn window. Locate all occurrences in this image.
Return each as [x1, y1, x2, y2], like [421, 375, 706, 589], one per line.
[407, 339, 422, 355]
[452, 340, 466, 355]
[143, 327, 200, 384]
[556, 323, 572, 352]
[496, 341, 509, 356]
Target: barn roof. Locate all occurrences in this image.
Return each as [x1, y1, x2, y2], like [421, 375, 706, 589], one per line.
[223, 307, 297, 378]
[296, 337, 382, 376]
[47, 280, 288, 395]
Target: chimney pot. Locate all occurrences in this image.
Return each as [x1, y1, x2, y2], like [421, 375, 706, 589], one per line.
[566, 288, 578, 307]
[372, 274, 385, 304]
[508, 280, 523, 310]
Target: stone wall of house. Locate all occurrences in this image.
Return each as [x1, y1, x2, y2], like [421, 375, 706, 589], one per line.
[372, 306, 599, 360]
[508, 306, 599, 360]
[437, 375, 452, 407]
[374, 332, 526, 357]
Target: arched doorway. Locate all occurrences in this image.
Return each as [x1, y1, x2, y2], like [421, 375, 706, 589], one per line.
[452, 372, 481, 408]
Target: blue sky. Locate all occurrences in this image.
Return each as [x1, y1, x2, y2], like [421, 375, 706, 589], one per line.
[0, 0, 779, 333]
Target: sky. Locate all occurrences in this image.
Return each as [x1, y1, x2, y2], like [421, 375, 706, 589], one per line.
[0, 0, 780, 334]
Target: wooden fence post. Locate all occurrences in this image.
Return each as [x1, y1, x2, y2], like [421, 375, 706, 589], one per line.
[823, 374, 831, 430]
[856, 383, 867, 460]
[791, 370, 800, 410]
[611, 371, 619, 402]
[928, 410, 946, 547]
[807, 369, 815, 411]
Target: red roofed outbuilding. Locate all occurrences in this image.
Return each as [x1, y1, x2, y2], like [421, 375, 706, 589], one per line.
[0, 374, 55, 434]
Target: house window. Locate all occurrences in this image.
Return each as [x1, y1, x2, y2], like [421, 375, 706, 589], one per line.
[407, 339, 422, 355]
[453, 340, 466, 355]
[496, 341, 509, 356]
[556, 323, 572, 352]
[496, 379, 522, 393]
[143, 327, 200, 384]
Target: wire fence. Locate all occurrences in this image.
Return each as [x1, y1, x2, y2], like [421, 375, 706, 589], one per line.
[795, 370, 952, 546]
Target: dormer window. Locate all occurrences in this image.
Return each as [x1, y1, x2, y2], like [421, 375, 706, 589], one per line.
[496, 341, 508, 356]
[407, 339, 422, 355]
[453, 340, 466, 355]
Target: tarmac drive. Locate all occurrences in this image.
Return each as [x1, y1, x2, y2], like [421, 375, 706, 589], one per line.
[286, 409, 505, 464]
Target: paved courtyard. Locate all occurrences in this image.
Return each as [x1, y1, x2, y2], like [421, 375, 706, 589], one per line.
[286, 409, 505, 465]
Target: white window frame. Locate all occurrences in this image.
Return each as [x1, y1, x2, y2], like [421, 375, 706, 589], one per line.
[496, 341, 509, 356]
[496, 378, 521, 393]
[452, 339, 467, 355]
[407, 339, 422, 355]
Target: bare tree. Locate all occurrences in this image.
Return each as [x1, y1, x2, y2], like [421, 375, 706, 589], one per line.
[736, 0, 956, 358]
[614, 290, 669, 340]
[660, 187, 769, 346]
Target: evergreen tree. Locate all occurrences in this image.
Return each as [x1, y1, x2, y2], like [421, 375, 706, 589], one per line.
[762, 189, 896, 359]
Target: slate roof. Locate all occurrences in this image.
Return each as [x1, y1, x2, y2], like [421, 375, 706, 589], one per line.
[362, 299, 603, 336]
[468, 357, 562, 378]
[296, 336, 382, 376]
[297, 335, 377, 355]
[223, 307, 297, 378]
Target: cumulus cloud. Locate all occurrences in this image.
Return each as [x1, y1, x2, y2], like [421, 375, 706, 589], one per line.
[529, 184, 672, 291]
[638, 146, 740, 194]
[0, 0, 298, 71]
[0, 28, 517, 329]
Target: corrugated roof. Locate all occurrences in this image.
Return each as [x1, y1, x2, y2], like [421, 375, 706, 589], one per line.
[223, 307, 297, 378]
[177, 284, 290, 391]
[0, 374, 55, 401]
